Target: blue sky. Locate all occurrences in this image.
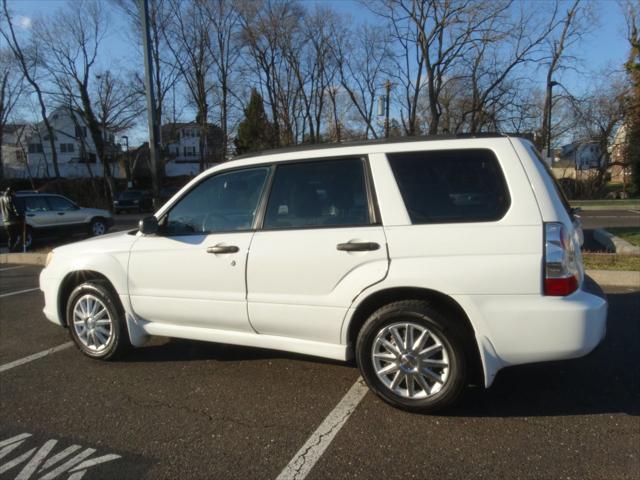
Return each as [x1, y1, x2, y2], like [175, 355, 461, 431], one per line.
[5, 0, 632, 143]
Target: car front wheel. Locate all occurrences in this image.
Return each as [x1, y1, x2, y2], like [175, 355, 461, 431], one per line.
[66, 281, 130, 360]
[356, 300, 467, 413]
[89, 218, 107, 236]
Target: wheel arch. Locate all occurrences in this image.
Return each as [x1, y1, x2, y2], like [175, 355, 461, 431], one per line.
[345, 286, 485, 386]
[57, 270, 119, 326]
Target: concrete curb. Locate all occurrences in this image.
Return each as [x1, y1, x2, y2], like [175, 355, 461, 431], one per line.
[587, 269, 640, 288]
[593, 229, 640, 255]
[1, 252, 638, 288]
[0, 252, 48, 266]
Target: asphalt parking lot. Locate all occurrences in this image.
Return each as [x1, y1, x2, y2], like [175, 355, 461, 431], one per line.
[0, 265, 638, 479]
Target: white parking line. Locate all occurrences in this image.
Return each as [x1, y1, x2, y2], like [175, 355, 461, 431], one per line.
[0, 266, 26, 272]
[276, 378, 369, 480]
[0, 342, 73, 374]
[0, 288, 40, 299]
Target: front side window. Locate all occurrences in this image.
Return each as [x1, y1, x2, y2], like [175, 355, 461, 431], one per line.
[263, 158, 371, 229]
[388, 149, 510, 224]
[163, 167, 269, 235]
[47, 196, 76, 211]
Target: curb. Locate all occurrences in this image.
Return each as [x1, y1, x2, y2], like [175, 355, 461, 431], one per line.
[593, 229, 640, 255]
[0, 252, 48, 266]
[587, 269, 640, 288]
[1, 252, 638, 288]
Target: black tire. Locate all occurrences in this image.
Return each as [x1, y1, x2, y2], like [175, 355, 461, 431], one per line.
[89, 218, 107, 236]
[66, 281, 131, 360]
[356, 300, 467, 413]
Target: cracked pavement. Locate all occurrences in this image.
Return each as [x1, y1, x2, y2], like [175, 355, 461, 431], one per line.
[1, 266, 639, 479]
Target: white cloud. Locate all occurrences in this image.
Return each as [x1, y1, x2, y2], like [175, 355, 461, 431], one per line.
[16, 15, 32, 29]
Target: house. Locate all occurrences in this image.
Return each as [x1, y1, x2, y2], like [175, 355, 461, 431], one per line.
[161, 122, 223, 176]
[1, 124, 29, 178]
[608, 124, 630, 184]
[16, 107, 122, 179]
[556, 141, 603, 170]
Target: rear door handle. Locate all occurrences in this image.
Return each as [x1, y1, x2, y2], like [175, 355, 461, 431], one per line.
[26, 213, 35, 217]
[206, 245, 239, 254]
[57, 212, 65, 215]
[336, 242, 380, 252]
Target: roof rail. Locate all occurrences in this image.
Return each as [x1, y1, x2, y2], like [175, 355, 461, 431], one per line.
[231, 132, 508, 160]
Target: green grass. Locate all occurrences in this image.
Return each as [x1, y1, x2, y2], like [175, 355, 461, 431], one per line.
[606, 228, 640, 247]
[582, 253, 640, 271]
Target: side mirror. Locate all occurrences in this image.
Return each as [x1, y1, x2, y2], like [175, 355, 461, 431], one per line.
[139, 216, 159, 235]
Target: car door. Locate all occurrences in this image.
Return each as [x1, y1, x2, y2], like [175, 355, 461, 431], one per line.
[128, 166, 270, 331]
[46, 195, 84, 230]
[247, 157, 389, 345]
[22, 196, 57, 231]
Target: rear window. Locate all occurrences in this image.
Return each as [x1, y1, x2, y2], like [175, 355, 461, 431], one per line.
[388, 149, 510, 224]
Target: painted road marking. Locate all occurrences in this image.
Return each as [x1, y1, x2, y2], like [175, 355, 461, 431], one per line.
[276, 378, 369, 480]
[0, 343, 73, 374]
[0, 433, 120, 479]
[0, 266, 26, 272]
[0, 288, 40, 299]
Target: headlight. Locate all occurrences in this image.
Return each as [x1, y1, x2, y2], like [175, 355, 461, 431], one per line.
[45, 251, 54, 268]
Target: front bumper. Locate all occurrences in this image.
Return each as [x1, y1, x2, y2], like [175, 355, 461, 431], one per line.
[40, 267, 63, 326]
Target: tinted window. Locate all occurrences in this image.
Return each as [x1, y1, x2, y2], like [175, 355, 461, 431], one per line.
[24, 196, 50, 212]
[164, 167, 269, 235]
[119, 191, 144, 200]
[263, 158, 370, 229]
[47, 196, 76, 211]
[388, 149, 510, 224]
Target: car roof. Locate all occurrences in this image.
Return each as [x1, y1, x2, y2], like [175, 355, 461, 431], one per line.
[231, 133, 507, 161]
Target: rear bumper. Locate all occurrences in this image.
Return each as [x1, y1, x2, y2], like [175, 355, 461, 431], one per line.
[462, 286, 607, 386]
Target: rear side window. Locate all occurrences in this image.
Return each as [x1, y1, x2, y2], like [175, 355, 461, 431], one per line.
[388, 149, 510, 224]
[263, 158, 371, 229]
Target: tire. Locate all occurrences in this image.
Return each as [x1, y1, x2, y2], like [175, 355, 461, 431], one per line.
[89, 218, 107, 236]
[356, 300, 467, 413]
[66, 281, 131, 360]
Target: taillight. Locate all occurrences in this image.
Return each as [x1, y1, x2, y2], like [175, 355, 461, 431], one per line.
[544, 222, 579, 296]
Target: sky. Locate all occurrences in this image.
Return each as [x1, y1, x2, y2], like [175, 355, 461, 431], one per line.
[4, 0, 633, 144]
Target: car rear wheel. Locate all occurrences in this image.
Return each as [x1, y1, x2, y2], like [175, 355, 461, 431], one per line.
[356, 300, 467, 413]
[66, 281, 130, 360]
[89, 218, 107, 236]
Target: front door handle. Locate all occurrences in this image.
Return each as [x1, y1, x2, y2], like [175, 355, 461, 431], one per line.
[206, 245, 239, 254]
[57, 212, 65, 215]
[336, 242, 380, 252]
[26, 213, 35, 217]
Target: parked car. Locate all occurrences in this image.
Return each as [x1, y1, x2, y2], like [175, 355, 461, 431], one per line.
[39, 135, 607, 412]
[0, 192, 113, 249]
[113, 190, 153, 214]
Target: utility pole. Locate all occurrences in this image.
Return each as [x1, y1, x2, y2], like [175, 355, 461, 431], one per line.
[121, 135, 132, 188]
[140, 0, 161, 209]
[384, 80, 391, 139]
[547, 80, 558, 162]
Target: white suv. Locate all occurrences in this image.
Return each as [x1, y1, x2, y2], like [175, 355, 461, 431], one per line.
[40, 136, 607, 412]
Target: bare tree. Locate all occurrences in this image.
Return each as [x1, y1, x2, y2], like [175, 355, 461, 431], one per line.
[164, 0, 215, 171]
[35, 1, 116, 202]
[112, 0, 179, 146]
[330, 22, 390, 139]
[201, 0, 243, 160]
[539, 0, 589, 153]
[1, 0, 61, 177]
[0, 48, 25, 180]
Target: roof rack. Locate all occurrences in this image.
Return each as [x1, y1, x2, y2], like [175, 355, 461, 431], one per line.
[231, 132, 507, 160]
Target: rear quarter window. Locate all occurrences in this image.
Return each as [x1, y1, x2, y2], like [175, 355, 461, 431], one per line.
[387, 149, 510, 224]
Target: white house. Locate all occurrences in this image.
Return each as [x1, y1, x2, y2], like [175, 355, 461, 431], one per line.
[15, 107, 122, 179]
[557, 141, 603, 170]
[161, 122, 223, 176]
[1, 123, 29, 178]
